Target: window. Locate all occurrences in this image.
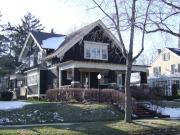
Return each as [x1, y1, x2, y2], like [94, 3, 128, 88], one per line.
[27, 72, 38, 86]
[162, 53, 170, 61]
[38, 52, 42, 64]
[102, 46, 108, 59]
[67, 70, 72, 80]
[85, 47, 90, 58]
[171, 64, 180, 74]
[84, 41, 108, 60]
[153, 67, 161, 76]
[30, 55, 34, 67]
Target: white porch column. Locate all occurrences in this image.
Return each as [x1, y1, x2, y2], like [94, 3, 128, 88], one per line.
[169, 80, 172, 96]
[59, 67, 62, 88]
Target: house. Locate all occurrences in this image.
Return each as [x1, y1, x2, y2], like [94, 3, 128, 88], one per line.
[148, 47, 180, 96]
[10, 20, 148, 98]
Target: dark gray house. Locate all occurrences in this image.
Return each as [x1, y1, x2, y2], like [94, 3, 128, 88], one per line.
[10, 20, 148, 98]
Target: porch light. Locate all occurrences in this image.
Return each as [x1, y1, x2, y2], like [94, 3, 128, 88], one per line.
[97, 74, 102, 80]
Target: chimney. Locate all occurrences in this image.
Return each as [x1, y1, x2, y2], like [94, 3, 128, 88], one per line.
[157, 49, 161, 54]
[178, 23, 180, 48]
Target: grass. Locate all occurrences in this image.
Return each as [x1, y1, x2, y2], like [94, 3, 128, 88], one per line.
[0, 119, 180, 135]
[0, 102, 123, 125]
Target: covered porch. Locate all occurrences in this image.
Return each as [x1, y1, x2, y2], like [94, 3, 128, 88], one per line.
[58, 61, 148, 90]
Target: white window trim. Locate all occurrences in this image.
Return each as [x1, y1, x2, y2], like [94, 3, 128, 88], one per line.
[30, 55, 34, 67]
[67, 70, 72, 80]
[84, 41, 108, 60]
[37, 52, 42, 64]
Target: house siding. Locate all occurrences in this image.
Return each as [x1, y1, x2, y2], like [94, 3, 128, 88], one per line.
[27, 85, 38, 95]
[149, 48, 180, 76]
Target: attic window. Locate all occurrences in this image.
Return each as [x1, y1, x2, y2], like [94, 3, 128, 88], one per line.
[84, 41, 108, 60]
[162, 53, 170, 61]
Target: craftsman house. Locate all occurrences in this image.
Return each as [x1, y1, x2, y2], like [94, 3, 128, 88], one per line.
[148, 47, 180, 96]
[10, 20, 148, 98]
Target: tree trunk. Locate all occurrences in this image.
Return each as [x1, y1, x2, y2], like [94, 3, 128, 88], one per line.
[124, 58, 132, 122]
[124, 0, 136, 123]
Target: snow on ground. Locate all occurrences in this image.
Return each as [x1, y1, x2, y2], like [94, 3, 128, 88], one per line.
[148, 104, 180, 118]
[157, 107, 180, 118]
[0, 101, 31, 110]
[41, 36, 65, 49]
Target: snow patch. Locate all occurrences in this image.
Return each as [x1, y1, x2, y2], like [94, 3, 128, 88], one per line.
[41, 36, 65, 49]
[157, 107, 180, 118]
[147, 104, 180, 118]
[0, 101, 31, 110]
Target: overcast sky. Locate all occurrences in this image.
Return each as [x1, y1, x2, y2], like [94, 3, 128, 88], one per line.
[0, 0, 179, 61]
[0, 0, 100, 34]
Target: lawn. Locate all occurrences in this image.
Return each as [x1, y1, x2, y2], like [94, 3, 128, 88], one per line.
[0, 119, 180, 135]
[0, 102, 123, 125]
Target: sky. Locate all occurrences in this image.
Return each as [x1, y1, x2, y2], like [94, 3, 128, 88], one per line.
[0, 0, 99, 34]
[0, 0, 179, 63]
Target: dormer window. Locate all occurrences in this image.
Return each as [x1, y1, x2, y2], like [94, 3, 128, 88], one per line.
[84, 41, 108, 60]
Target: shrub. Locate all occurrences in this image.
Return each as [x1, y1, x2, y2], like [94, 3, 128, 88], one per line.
[46, 88, 125, 104]
[1, 91, 13, 101]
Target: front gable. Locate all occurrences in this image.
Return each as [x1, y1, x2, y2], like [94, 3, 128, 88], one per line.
[49, 20, 125, 64]
[46, 20, 124, 60]
[57, 25, 126, 64]
[19, 33, 43, 62]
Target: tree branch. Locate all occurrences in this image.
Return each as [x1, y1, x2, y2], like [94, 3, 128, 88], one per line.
[133, 0, 152, 62]
[161, 0, 180, 10]
[114, 0, 127, 57]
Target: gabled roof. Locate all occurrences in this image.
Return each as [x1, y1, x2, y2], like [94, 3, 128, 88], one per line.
[167, 48, 180, 56]
[46, 20, 122, 59]
[19, 31, 65, 62]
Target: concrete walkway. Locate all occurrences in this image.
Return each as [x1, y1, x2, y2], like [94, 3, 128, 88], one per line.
[0, 122, 78, 128]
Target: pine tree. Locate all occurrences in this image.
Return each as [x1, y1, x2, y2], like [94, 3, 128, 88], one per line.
[0, 12, 45, 76]
[2, 12, 45, 59]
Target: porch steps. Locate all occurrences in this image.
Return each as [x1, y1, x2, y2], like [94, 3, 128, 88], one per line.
[113, 102, 170, 119]
[133, 103, 170, 119]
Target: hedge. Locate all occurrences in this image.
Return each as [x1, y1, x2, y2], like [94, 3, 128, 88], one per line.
[1, 91, 13, 101]
[46, 88, 125, 104]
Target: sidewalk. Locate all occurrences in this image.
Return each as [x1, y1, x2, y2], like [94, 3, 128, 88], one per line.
[0, 122, 78, 128]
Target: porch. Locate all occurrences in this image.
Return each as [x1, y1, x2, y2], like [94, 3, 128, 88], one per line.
[58, 61, 148, 89]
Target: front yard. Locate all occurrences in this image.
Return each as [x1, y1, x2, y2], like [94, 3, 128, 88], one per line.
[0, 102, 123, 125]
[0, 119, 180, 135]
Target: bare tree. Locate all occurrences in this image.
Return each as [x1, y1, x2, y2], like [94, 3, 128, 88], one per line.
[89, 0, 152, 122]
[136, 0, 180, 38]
[87, 0, 180, 123]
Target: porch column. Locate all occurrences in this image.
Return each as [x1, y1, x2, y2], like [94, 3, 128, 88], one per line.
[59, 67, 62, 88]
[71, 68, 81, 88]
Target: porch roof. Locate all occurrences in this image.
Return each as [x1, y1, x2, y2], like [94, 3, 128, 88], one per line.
[58, 61, 148, 72]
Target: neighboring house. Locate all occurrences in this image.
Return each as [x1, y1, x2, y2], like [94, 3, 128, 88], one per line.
[10, 20, 148, 98]
[148, 48, 180, 96]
